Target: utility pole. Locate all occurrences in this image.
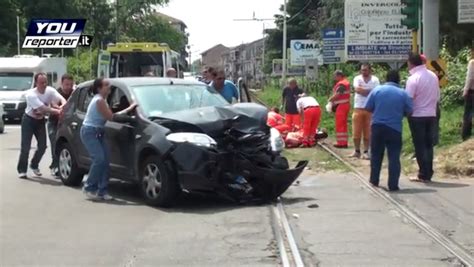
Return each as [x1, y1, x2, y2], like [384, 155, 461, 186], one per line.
[422, 0, 440, 59]
[282, 0, 288, 85]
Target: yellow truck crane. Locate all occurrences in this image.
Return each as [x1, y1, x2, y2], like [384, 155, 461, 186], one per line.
[97, 42, 181, 78]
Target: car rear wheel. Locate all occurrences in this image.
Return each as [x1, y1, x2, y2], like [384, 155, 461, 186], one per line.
[58, 142, 85, 186]
[139, 155, 179, 207]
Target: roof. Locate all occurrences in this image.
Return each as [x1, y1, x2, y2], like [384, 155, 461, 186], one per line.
[77, 77, 205, 89]
[0, 57, 66, 70]
[201, 44, 229, 55]
[155, 12, 187, 28]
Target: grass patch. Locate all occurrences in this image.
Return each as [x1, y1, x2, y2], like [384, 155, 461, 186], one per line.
[283, 147, 350, 172]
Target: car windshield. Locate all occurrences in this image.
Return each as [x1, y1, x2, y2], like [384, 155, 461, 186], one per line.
[0, 72, 33, 91]
[131, 84, 229, 117]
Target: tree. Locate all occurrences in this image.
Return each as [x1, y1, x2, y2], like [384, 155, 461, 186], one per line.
[125, 14, 185, 51]
[0, 0, 185, 58]
[263, 0, 320, 73]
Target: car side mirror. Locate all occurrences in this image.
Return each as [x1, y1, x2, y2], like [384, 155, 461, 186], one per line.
[113, 114, 137, 126]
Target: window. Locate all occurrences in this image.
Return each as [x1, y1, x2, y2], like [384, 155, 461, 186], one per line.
[46, 72, 58, 87]
[77, 87, 93, 113]
[0, 72, 33, 91]
[108, 86, 130, 113]
[132, 84, 228, 118]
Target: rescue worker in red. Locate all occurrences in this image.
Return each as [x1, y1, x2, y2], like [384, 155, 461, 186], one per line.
[296, 94, 322, 147]
[328, 70, 351, 148]
[267, 107, 291, 138]
[281, 78, 304, 131]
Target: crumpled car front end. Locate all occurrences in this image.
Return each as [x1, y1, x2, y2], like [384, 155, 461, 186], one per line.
[155, 103, 308, 202]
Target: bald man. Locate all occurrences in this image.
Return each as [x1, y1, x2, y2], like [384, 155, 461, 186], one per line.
[166, 68, 177, 78]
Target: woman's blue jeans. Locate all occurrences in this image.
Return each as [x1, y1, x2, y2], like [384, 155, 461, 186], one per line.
[80, 126, 110, 197]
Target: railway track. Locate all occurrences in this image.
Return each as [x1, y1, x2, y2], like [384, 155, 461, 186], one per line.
[248, 90, 474, 267]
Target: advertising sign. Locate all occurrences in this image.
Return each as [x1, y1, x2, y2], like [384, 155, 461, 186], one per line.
[323, 29, 345, 64]
[458, 0, 474, 24]
[290, 40, 323, 66]
[344, 0, 412, 61]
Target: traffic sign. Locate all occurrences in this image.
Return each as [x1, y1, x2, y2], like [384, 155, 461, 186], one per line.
[322, 29, 345, 64]
[427, 59, 448, 87]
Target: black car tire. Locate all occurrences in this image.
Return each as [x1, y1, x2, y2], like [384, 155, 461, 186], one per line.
[58, 142, 86, 186]
[139, 155, 179, 207]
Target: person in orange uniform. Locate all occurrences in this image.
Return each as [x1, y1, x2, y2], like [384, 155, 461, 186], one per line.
[296, 94, 322, 147]
[267, 107, 291, 138]
[328, 70, 351, 148]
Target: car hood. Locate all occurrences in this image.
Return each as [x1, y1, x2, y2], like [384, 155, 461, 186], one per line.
[151, 103, 269, 137]
[0, 90, 27, 102]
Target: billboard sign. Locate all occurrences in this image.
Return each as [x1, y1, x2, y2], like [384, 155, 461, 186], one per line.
[458, 0, 474, 23]
[344, 0, 412, 61]
[290, 40, 323, 66]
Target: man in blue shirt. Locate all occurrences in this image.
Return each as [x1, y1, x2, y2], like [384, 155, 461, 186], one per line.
[365, 70, 413, 191]
[210, 69, 239, 103]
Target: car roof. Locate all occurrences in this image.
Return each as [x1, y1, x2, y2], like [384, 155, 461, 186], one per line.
[77, 77, 206, 89]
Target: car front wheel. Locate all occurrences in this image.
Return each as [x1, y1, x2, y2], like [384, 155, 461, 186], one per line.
[58, 142, 85, 186]
[139, 155, 179, 207]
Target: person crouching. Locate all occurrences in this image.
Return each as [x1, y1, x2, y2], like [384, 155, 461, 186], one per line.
[267, 107, 291, 138]
[296, 94, 322, 147]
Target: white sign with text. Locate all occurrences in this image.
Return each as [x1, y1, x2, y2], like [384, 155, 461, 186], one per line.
[458, 0, 474, 23]
[290, 40, 323, 66]
[344, 0, 412, 61]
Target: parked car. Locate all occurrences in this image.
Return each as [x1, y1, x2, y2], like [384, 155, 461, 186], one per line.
[55, 78, 307, 207]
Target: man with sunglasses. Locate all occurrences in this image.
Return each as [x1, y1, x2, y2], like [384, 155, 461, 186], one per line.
[210, 68, 239, 103]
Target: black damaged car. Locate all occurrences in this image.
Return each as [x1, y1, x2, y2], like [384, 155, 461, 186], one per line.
[56, 78, 307, 207]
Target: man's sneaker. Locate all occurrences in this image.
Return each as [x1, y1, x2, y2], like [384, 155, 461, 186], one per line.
[350, 151, 361, 158]
[83, 188, 100, 200]
[100, 194, 114, 201]
[362, 152, 370, 160]
[30, 167, 42, 177]
[18, 173, 27, 179]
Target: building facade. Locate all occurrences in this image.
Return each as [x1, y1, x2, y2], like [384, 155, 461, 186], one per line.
[221, 38, 265, 88]
[201, 44, 229, 69]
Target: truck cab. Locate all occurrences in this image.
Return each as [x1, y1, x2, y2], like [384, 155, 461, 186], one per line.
[0, 55, 67, 121]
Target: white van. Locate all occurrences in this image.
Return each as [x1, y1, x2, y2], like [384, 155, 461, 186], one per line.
[0, 55, 67, 121]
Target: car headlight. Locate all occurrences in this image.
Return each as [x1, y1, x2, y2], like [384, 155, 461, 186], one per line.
[166, 132, 217, 148]
[270, 128, 285, 152]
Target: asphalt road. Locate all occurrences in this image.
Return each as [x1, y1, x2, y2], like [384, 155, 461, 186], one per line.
[0, 124, 470, 266]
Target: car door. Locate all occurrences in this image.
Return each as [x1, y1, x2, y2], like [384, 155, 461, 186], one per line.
[104, 85, 136, 180]
[72, 87, 93, 166]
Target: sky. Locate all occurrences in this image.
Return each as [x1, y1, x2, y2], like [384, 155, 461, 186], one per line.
[159, 0, 282, 58]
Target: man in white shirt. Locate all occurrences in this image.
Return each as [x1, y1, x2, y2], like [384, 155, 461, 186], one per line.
[462, 47, 474, 141]
[352, 63, 380, 159]
[296, 94, 322, 147]
[17, 73, 66, 179]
